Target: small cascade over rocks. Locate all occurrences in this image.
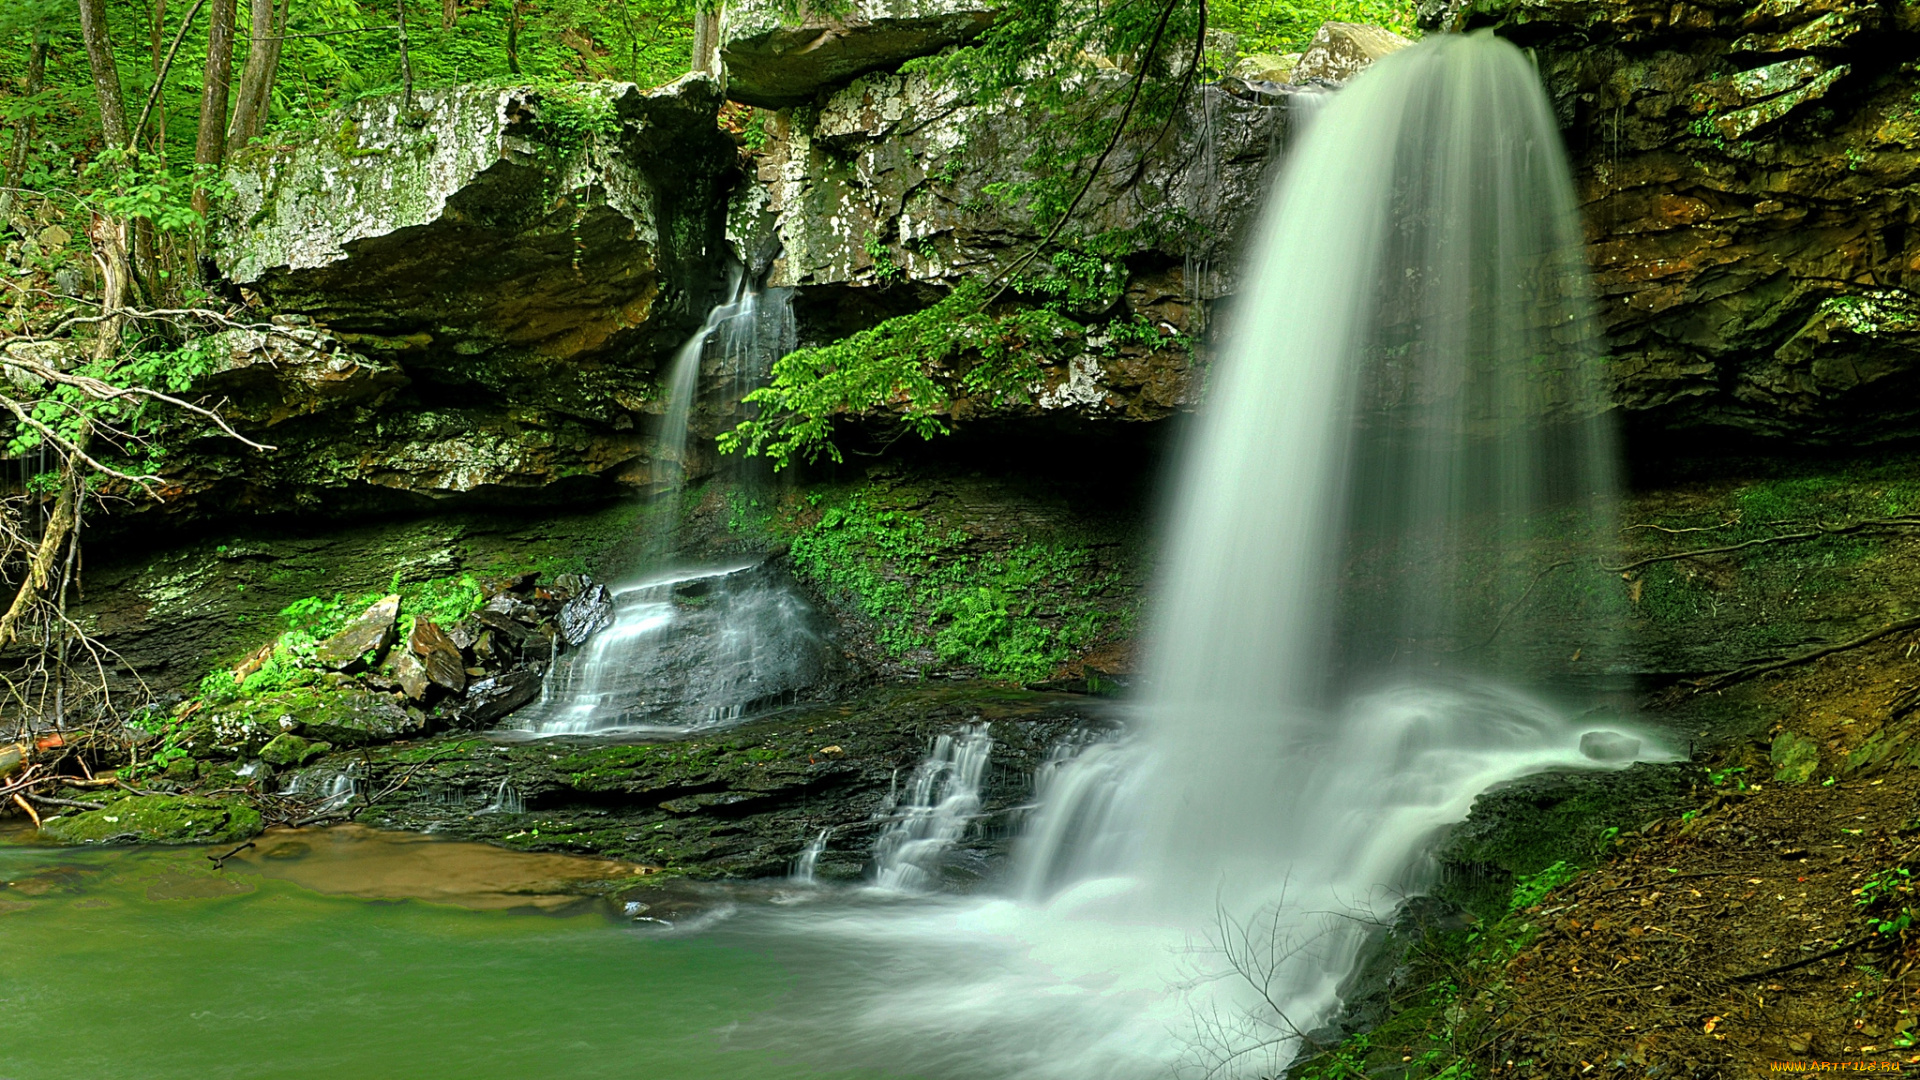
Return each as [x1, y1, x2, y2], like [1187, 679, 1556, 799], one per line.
[512, 563, 832, 735]
[868, 723, 994, 893]
[511, 267, 810, 736]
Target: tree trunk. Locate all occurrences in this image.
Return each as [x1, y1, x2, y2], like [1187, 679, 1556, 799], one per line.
[88, 214, 131, 360]
[507, 0, 520, 75]
[0, 436, 85, 652]
[0, 27, 49, 227]
[78, 0, 130, 149]
[443, 0, 455, 29]
[692, 7, 720, 75]
[194, 0, 238, 218]
[227, 0, 276, 145]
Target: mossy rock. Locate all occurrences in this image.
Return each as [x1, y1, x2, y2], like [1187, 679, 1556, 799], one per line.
[1435, 762, 1696, 920]
[39, 794, 263, 846]
[1770, 731, 1822, 784]
[207, 682, 425, 751]
[260, 732, 330, 767]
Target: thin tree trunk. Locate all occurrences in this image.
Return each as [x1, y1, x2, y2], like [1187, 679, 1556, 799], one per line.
[692, 7, 719, 74]
[442, 0, 455, 29]
[133, 0, 166, 301]
[88, 214, 130, 360]
[0, 441, 84, 652]
[0, 28, 49, 227]
[227, 0, 274, 144]
[78, 0, 130, 149]
[149, 0, 168, 151]
[507, 0, 520, 75]
[194, 0, 238, 218]
[397, 0, 412, 110]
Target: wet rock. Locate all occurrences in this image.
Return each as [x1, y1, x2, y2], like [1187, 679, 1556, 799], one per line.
[460, 669, 544, 728]
[1470, 0, 1920, 441]
[39, 794, 264, 845]
[558, 583, 615, 647]
[720, 0, 999, 108]
[1770, 731, 1821, 784]
[1290, 22, 1412, 85]
[393, 649, 431, 701]
[260, 732, 331, 767]
[409, 618, 468, 694]
[1579, 730, 1642, 762]
[314, 594, 399, 671]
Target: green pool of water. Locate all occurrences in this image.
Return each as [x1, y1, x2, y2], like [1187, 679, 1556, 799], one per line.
[0, 837, 913, 1080]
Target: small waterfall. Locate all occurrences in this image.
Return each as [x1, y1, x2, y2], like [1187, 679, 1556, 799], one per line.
[513, 563, 829, 734]
[480, 778, 524, 815]
[283, 766, 358, 815]
[791, 828, 831, 883]
[869, 724, 994, 893]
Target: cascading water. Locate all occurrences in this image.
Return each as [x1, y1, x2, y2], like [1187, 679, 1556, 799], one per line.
[513, 268, 814, 736]
[718, 33, 1663, 1080]
[868, 724, 995, 893]
[513, 563, 829, 734]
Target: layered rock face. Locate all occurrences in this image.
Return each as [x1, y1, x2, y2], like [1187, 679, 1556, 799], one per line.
[1451, 0, 1920, 441]
[176, 76, 739, 513]
[720, 0, 999, 108]
[743, 69, 1314, 421]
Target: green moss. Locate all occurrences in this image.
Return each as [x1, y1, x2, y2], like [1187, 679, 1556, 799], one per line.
[39, 795, 263, 846]
[781, 487, 1127, 682]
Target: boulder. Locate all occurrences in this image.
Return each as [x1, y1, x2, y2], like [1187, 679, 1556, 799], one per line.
[1233, 52, 1301, 83]
[1578, 730, 1642, 762]
[393, 649, 431, 702]
[260, 732, 331, 767]
[294, 687, 428, 746]
[1289, 22, 1412, 85]
[559, 583, 615, 647]
[461, 670, 544, 728]
[315, 594, 399, 671]
[409, 618, 468, 693]
[39, 794, 264, 845]
[1770, 731, 1821, 784]
[720, 0, 999, 108]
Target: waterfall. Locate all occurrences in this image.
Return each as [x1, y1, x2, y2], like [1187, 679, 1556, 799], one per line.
[513, 563, 827, 734]
[747, 35, 1662, 1080]
[510, 269, 807, 736]
[791, 828, 831, 883]
[868, 724, 994, 893]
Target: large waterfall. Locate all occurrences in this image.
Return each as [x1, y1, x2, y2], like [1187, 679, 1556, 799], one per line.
[726, 33, 1663, 1079]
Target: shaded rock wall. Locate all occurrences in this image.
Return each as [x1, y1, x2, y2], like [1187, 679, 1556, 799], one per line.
[1459, 0, 1920, 441]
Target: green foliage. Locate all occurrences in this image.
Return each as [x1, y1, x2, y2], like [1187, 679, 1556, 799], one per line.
[720, 280, 1080, 469]
[1507, 859, 1577, 912]
[784, 492, 1122, 682]
[1858, 866, 1915, 937]
[1212, 0, 1418, 54]
[398, 571, 485, 633]
[538, 85, 621, 155]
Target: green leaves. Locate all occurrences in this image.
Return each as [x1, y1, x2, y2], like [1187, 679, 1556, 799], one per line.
[719, 280, 1078, 469]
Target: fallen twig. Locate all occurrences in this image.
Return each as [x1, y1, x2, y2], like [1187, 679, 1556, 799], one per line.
[207, 840, 255, 870]
[1729, 935, 1890, 982]
[25, 794, 106, 811]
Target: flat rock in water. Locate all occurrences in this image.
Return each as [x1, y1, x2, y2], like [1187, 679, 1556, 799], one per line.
[1579, 730, 1642, 762]
[559, 584, 614, 647]
[409, 618, 467, 693]
[315, 594, 399, 670]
